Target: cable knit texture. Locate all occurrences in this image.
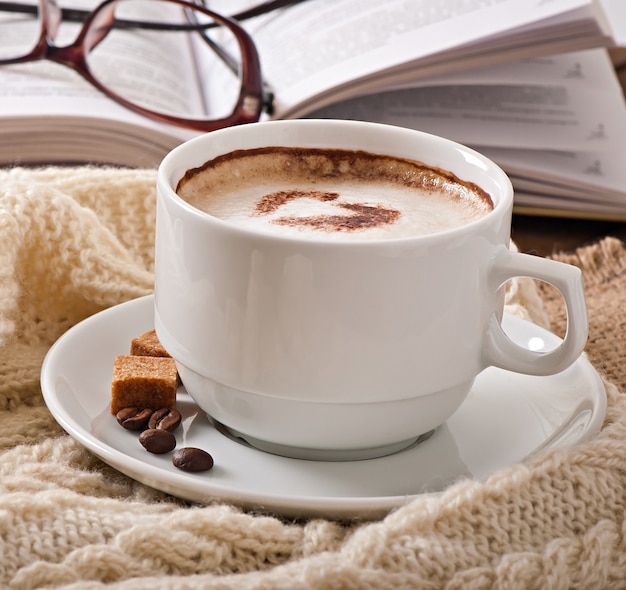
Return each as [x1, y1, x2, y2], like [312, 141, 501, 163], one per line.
[1, 166, 625, 589]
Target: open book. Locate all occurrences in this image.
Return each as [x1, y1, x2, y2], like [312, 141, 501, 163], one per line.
[2, 0, 626, 218]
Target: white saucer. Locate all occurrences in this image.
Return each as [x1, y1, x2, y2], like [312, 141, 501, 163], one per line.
[41, 295, 606, 521]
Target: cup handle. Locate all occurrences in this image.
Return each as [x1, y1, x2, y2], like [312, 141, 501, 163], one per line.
[483, 247, 588, 375]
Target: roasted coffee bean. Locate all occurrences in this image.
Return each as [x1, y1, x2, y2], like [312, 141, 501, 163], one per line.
[139, 428, 176, 454]
[148, 408, 182, 432]
[116, 407, 153, 431]
[172, 447, 214, 472]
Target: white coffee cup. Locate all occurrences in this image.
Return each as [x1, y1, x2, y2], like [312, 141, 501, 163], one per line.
[154, 120, 587, 461]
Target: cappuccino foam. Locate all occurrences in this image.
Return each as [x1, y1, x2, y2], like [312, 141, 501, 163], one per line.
[176, 147, 494, 240]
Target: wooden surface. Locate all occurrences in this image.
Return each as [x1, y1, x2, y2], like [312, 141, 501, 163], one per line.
[511, 214, 626, 257]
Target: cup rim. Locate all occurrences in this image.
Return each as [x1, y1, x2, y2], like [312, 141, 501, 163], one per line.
[157, 119, 513, 246]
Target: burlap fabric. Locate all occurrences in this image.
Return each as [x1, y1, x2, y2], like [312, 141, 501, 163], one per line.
[1, 166, 626, 589]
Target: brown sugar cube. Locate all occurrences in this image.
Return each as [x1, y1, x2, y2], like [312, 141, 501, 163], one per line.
[111, 355, 178, 415]
[130, 329, 171, 357]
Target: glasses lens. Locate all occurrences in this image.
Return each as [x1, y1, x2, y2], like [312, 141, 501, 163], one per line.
[84, 0, 245, 121]
[0, 3, 42, 60]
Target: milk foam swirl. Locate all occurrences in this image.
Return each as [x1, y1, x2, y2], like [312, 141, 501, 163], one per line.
[176, 147, 494, 240]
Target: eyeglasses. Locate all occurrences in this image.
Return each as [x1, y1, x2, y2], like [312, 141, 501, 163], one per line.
[0, 0, 304, 131]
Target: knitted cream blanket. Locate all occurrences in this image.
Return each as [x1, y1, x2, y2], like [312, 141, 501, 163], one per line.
[1, 166, 626, 589]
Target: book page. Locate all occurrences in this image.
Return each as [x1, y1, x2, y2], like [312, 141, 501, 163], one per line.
[484, 148, 626, 200]
[228, 0, 607, 117]
[0, 116, 185, 167]
[307, 50, 626, 152]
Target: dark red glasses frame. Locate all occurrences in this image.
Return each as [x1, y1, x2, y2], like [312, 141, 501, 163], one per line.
[0, 0, 276, 131]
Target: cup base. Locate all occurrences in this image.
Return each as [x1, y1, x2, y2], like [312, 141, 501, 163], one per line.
[210, 417, 436, 461]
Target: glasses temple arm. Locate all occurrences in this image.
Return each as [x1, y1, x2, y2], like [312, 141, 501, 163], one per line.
[118, 0, 311, 31]
[0, 1, 204, 29]
[0, 0, 309, 30]
[228, 0, 309, 21]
